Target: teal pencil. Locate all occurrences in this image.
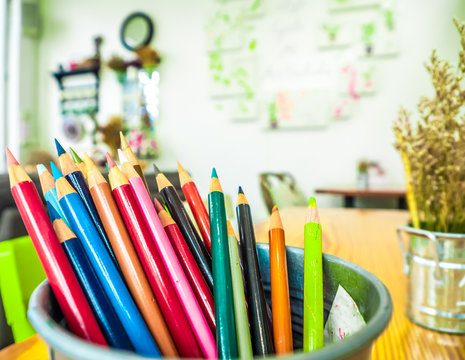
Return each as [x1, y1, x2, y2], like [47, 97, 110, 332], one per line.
[209, 169, 238, 359]
[227, 221, 253, 360]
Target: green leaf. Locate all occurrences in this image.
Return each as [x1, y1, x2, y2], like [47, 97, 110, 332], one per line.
[249, 39, 257, 50]
[251, 0, 261, 12]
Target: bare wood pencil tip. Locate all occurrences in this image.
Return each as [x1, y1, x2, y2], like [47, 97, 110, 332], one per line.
[120, 131, 129, 149]
[270, 206, 283, 230]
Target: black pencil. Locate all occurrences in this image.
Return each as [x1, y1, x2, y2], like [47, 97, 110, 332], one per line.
[236, 186, 274, 356]
[153, 164, 213, 291]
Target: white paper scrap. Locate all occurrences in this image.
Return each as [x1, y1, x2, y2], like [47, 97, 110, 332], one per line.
[324, 285, 366, 343]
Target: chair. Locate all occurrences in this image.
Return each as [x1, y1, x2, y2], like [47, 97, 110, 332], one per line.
[259, 172, 307, 214]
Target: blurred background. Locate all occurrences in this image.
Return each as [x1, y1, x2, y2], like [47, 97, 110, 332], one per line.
[1, 0, 465, 221]
[2, 0, 465, 356]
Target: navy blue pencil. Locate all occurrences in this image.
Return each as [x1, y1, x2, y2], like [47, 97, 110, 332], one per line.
[55, 139, 119, 270]
[49, 206, 133, 351]
[52, 163, 161, 357]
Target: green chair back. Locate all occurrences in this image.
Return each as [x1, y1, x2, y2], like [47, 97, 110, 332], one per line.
[0, 236, 46, 342]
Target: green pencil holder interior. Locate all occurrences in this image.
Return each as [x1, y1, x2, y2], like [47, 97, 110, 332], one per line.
[0, 236, 46, 342]
[28, 244, 392, 359]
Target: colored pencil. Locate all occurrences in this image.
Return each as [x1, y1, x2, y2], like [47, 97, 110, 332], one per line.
[153, 164, 213, 291]
[154, 198, 216, 333]
[83, 153, 178, 357]
[37, 164, 69, 225]
[209, 169, 238, 359]
[120, 131, 150, 193]
[226, 221, 253, 360]
[107, 157, 203, 359]
[49, 206, 133, 350]
[53, 165, 160, 357]
[269, 206, 293, 354]
[120, 159, 217, 359]
[303, 197, 324, 352]
[236, 187, 274, 356]
[55, 140, 119, 269]
[6, 149, 106, 345]
[178, 161, 211, 254]
[69, 147, 87, 181]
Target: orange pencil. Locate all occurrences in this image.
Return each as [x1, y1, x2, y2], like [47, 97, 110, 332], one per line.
[178, 161, 211, 254]
[269, 206, 293, 354]
[83, 154, 178, 357]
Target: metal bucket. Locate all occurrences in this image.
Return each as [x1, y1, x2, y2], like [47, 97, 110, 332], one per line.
[397, 226, 465, 334]
[28, 244, 393, 360]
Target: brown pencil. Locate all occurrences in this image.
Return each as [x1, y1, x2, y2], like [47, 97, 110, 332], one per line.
[83, 153, 178, 357]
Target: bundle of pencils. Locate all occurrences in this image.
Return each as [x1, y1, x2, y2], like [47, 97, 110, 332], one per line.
[6, 133, 325, 359]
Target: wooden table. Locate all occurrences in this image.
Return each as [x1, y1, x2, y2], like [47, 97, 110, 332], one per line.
[255, 208, 465, 359]
[315, 187, 406, 209]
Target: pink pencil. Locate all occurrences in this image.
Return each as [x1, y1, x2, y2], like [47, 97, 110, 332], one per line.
[121, 161, 217, 359]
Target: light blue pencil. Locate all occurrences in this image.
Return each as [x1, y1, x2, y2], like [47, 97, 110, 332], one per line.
[37, 164, 69, 226]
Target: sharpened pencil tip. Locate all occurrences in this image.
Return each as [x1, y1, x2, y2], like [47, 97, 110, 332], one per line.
[153, 163, 161, 176]
[48, 204, 61, 222]
[272, 205, 278, 212]
[120, 131, 128, 148]
[36, 164, 47, 176]
[50, 162, 63, 181]
[118, 148, 129, 164]
[5, 148, 19, 166]
[106, 153, 117, 169]
[54, 139, 66, 157]
[153, 198, 164, 212]
[69, 147, 82, 163]
[308, 196, 316, 208]
[211, 168, 218, 179]
[82, 153, 93, 167]
[238, 186, 244, 194]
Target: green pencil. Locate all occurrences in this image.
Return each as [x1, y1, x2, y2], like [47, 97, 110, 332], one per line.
[69, 147, 87, 180]
[303, 196, 324, 352]
[209, 169, 238, 359]
[227, 221, 253, 359]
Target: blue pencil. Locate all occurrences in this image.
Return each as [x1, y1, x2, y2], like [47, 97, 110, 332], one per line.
[52, 164, 160, 357]
[49, 206, 133, 351]
[54, 140, 119, 269]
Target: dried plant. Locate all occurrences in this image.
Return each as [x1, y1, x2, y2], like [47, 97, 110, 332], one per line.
[394, 19, 465, 233]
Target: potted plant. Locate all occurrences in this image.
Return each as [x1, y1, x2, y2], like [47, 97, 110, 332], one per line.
[361, 22, 376, 55]
[322, 23, 341, 42]
[393, 18, 465, 334]
[357, 160, 384, 189]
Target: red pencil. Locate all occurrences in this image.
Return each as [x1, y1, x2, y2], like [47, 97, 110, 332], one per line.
[6, 149, 106, 345]
[107, 155, 203, 358]
[178, 161, 211, 254]
[154, 198, 216, 333]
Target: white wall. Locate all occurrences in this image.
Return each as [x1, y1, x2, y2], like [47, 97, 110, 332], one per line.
[37, 0, 465, 221]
